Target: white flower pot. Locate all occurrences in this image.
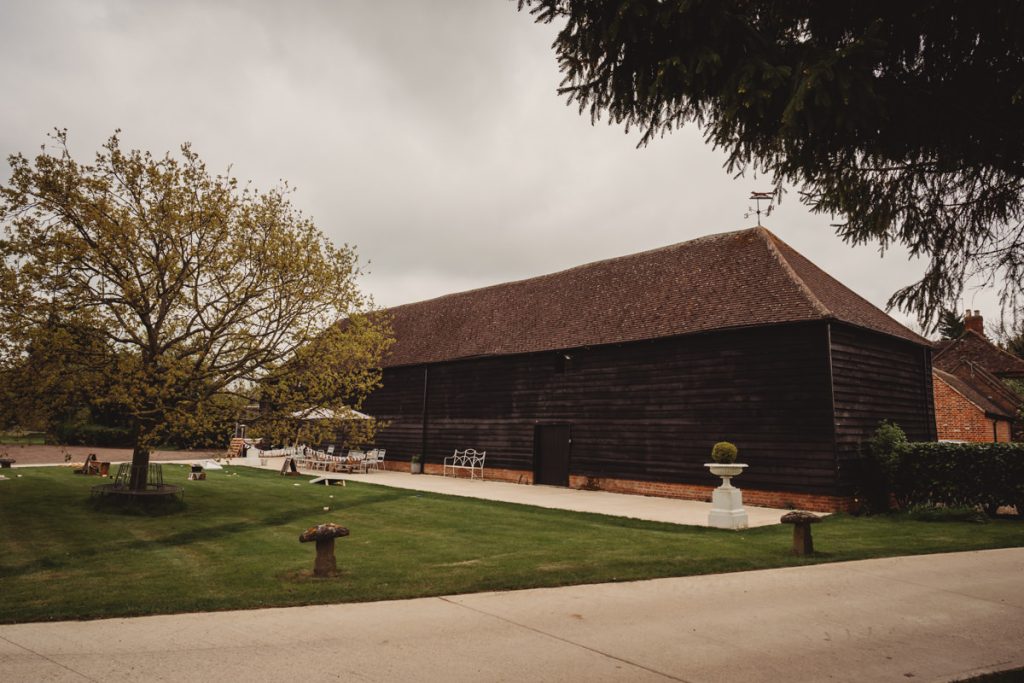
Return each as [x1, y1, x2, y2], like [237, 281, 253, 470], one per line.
[704, 463, 749, 530]
[704, 463, 748, 479]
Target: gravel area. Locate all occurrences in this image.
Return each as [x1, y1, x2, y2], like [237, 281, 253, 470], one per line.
[0, 444, 225, 466]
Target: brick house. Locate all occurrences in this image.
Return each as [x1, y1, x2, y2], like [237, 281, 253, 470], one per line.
[932, 311, 1024, 442]
[932, 368, 1015, 442]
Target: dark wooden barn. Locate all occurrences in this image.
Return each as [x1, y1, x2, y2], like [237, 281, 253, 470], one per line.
[362, 227, 936, 511]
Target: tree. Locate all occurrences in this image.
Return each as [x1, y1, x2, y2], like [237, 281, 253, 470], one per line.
[934, 309, 965, 341]
[519, 1, 1024, 325]
[0, 131, 391, 489]
[0, 312, 111, 433]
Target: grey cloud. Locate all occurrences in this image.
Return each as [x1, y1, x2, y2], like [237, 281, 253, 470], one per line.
[0, 0, 998, 331]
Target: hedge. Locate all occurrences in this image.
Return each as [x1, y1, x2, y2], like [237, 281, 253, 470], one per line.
[891, 442, 1024, 513]
[53, 423, 134, 448]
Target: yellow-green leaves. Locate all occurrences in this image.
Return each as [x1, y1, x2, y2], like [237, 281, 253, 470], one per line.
[0, 131, 391, 456]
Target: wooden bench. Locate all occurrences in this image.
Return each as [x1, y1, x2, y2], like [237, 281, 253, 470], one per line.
[443, 449, 486, 479]
[0, 458, 15, 468]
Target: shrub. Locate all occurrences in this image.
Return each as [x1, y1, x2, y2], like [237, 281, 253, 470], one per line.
[53, 422, 134, 448]
[892, 442, 1024, 514]
[869, 421, 907, 471]
[861, 421, 908, 512]
[710, 441, 738, 463]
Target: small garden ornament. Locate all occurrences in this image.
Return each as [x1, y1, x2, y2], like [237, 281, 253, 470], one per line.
[299, 523, 350, 577]
[705, 441, 749, 530]
[781, 511, 821, 555]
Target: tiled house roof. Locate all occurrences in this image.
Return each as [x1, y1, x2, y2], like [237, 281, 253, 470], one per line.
[933, 368, 1016, 419]
[933, 330, 1024, 378]
[382, 227, 928, 368]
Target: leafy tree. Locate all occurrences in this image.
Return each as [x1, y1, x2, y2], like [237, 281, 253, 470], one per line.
[933, 309, 965, 341]
[0, 131, 391, 489]
[519, 1, 1024, 325]
[0, 313, 112, 432]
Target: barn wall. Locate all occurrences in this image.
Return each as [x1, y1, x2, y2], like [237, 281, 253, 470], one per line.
[364, 322, 841, 496]
[828, 322, 936, 494]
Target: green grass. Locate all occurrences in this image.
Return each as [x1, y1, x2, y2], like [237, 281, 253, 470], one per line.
[0, 432, 45, 445]
[1, 466, 1022, 624]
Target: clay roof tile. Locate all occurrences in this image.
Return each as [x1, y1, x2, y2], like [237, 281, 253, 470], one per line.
[381, 227, 927, 367]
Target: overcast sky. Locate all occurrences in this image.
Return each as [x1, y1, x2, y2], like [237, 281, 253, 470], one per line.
[0, 0, 1000, 335]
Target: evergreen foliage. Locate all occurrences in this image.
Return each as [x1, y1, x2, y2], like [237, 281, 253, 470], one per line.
[934, 309, 965, 340]
[520, 1, 1024, 325]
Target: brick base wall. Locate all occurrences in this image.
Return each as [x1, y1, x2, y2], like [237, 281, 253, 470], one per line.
[381, 461, 534, 484]
[567, 474, 852, 513]
[384, 460, 850, 512]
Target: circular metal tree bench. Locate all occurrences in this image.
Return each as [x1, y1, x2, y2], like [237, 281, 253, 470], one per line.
[91, 463, 184, 502]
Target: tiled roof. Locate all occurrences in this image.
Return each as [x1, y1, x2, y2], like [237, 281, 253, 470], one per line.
[933, 368, 1017, 419]
[933, 330, 1024, 378]
[382, 227, 928, 368]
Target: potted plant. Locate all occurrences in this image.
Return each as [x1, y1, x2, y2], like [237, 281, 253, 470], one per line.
[410, 454, 423, 474]
[704, 441, 749, 530]
[705, 441, 747, 480]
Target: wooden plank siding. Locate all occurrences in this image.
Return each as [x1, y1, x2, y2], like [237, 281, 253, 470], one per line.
[828, 322, 936, 494]
[363, 322, 843, 496]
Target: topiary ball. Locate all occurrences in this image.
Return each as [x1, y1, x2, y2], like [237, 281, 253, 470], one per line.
[710, 441, 738, 463]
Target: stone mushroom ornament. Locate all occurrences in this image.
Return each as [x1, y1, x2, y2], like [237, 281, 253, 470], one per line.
[780, 511, 821, 555]
[299, 523, 350, 577]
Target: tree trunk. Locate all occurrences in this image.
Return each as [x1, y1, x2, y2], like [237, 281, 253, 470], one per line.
[129, 420, 157, 491]
[129, 445, 151, 491]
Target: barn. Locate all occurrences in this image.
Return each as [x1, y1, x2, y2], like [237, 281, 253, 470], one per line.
[362, 227, 936, 512]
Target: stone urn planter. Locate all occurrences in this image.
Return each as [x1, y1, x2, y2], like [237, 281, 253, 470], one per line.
[705, 442, 749, 530]
[410, 456, 423, 474]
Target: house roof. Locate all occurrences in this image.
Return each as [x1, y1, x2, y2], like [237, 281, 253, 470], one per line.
[382, 227, 928, 368]
[933, 330, 1024, 378]
[933, 358, 1023, 417]
[933, 368, 1016, 420]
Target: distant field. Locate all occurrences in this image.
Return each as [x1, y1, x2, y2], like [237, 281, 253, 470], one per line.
[1, 465, 1022, 624]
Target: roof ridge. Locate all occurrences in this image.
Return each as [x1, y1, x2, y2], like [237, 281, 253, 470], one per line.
[934, 329, 1024, 368]
[755, 227, 832, 319]
[933, 366, 1016, 418]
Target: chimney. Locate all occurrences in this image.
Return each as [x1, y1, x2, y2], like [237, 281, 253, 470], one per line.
[964, 309, 985, 337]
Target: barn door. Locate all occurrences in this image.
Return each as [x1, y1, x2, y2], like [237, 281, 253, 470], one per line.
[534, 424, 571, 487]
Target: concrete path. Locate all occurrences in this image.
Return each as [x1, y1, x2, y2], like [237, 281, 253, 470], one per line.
[1, 548, 1021, 682]
[261, 462, 791, 528]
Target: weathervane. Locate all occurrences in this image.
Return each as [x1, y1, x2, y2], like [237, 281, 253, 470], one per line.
[746, 191, 775, 225]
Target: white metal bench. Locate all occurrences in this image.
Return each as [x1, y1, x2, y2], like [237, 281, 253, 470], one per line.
[443, 449, 486, 479]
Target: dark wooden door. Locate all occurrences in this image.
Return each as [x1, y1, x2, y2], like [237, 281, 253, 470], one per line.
[534, 424, 571, 486]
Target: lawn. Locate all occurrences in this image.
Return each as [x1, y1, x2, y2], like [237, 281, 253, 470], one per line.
[0, 432, 45, 445]
[1, 465, 1022, 624]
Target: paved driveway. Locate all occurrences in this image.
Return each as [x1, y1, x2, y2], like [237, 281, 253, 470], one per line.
[2, 548, 1021, 682]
